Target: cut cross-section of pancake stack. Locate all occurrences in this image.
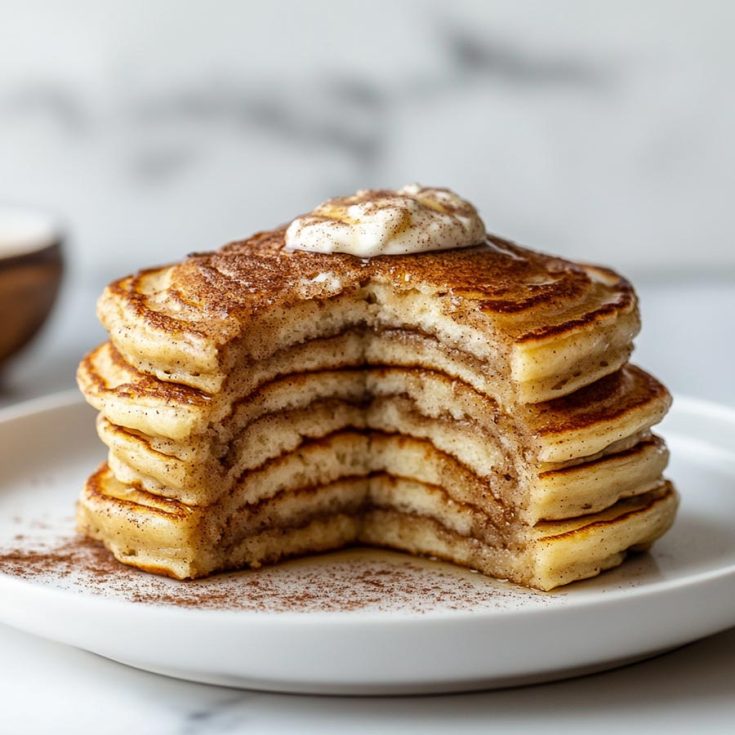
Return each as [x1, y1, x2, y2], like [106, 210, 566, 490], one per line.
[77, 227, 678, 590]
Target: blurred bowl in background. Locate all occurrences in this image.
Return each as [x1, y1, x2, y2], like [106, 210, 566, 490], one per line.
[0, 205, 64, 368]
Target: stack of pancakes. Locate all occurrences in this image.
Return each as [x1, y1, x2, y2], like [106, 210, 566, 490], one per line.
[77, 231, 677, 590]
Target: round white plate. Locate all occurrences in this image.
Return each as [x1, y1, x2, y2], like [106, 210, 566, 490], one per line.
[0, 392, 734, 695]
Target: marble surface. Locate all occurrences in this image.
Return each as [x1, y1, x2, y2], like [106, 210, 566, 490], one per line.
[1, 623, 734, 735]
[0, 277, 734, 733]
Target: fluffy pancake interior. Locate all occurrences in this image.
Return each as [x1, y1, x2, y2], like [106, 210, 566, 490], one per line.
[93, 357, 670, 524]
[78, 333, 674, 591]
[97, 234, 640, 407]
[78, 464, 677, 590]
[77, 234, 679, 591]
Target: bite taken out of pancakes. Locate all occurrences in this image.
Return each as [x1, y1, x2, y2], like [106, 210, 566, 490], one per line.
[76, 185, 678, 590]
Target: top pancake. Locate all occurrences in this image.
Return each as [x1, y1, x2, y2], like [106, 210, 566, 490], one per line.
[98, 229, 639, 401]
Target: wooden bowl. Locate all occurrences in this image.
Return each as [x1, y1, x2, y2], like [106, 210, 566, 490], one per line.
[0, 206, 64, 367]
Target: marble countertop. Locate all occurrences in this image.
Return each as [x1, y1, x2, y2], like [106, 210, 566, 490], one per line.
[1, 277, 734, 734]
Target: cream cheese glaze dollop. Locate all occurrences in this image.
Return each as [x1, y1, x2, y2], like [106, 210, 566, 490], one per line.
[284, 184, 486, 257]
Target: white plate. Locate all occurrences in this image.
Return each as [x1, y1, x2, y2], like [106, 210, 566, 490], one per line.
[0, 392, 734, 695]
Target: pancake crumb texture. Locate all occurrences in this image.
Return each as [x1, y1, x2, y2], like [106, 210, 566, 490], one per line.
[76, 228, 677, 591]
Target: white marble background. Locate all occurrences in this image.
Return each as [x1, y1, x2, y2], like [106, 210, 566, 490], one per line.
[1, 0, 734, 282]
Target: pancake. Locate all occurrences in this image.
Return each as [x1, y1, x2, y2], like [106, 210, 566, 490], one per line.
[83, 343, 669, 512]
[94, 370, 669, 521]
[96, 232, 638, 403]
[78, 464, 676, 590]
[80, 342, 667, 456]
[75, 188, 676, 591]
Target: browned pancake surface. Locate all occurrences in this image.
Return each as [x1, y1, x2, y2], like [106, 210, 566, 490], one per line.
[110, 231, 635, 347]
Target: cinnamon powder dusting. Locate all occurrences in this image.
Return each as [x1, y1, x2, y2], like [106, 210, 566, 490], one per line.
[0, 519, 552, 613]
